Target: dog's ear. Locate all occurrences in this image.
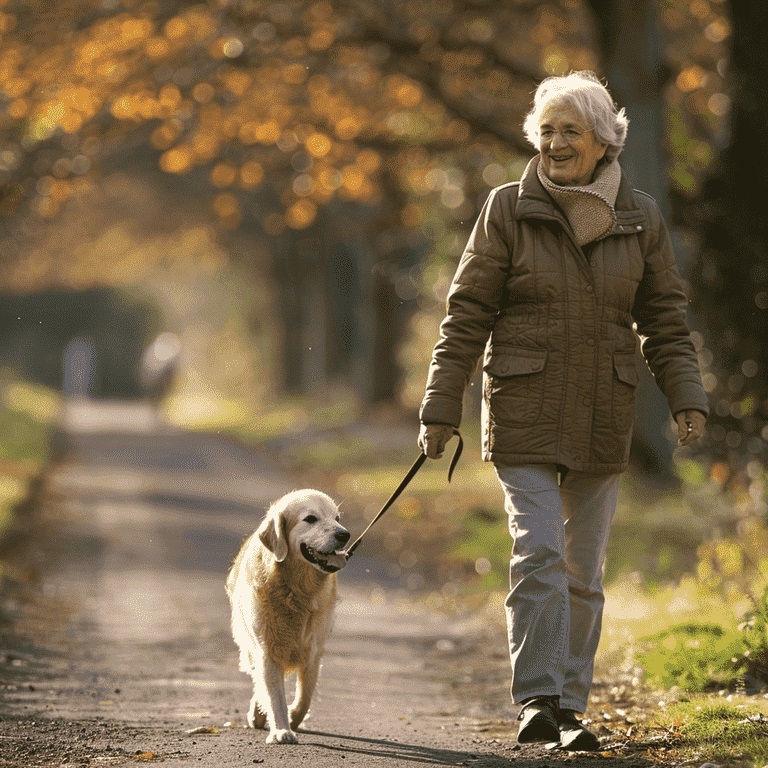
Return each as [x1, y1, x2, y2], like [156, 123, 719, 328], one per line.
[257, 507, 289, 562]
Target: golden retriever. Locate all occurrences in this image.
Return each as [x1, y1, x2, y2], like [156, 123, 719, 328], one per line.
[226, 489, 350, 744]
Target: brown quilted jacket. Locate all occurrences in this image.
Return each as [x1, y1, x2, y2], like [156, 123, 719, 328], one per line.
[420, 157, 709, 473]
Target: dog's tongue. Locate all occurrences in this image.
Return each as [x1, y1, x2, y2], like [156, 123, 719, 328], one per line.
[323, 551, 349, 572]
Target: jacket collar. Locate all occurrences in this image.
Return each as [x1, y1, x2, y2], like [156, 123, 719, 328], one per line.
[516, 155, 648, 234]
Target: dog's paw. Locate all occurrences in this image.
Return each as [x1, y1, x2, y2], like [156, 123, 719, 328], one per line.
[266, 729, 298, 744]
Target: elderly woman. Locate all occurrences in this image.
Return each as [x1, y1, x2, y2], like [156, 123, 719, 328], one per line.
[418, 72, 708, 750]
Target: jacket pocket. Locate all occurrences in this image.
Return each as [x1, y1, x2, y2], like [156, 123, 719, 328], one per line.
[611, 352, 639, 434]
[484, 347, 547, 427]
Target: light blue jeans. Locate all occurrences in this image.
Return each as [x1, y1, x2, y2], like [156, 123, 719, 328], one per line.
[494, 464, 620, 713]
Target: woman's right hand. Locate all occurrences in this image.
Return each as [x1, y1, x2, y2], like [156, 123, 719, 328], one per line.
[674, 409, 706, 446]
[418, 423, 455, 459]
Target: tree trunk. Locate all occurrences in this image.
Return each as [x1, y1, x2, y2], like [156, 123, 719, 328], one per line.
[691, 2, 768, 466]
[276, 231, 308, 394]
[366, 172, 415, 405]
[587, 0, 679, 476]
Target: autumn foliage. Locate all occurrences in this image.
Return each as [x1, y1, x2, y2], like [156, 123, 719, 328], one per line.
[4, 0, 762, 471]
[0, 0, 729, 234]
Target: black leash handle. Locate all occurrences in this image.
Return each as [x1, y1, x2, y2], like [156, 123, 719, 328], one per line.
[344, 429, 463, 558]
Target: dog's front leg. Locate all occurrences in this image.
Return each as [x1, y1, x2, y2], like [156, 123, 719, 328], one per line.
[289, 653, 321, 730]
[260, 656, 298, 744]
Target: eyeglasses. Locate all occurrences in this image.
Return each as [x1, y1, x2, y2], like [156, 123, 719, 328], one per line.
[539, 128, 591, 144]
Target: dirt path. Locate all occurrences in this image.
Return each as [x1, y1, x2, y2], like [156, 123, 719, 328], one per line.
[0, 400, 652, 767]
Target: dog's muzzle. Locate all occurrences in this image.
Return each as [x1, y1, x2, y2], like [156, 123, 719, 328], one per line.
[300, 543, 348, 573]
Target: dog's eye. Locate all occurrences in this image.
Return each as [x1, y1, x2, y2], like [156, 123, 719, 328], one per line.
[303, 515, 318, 524]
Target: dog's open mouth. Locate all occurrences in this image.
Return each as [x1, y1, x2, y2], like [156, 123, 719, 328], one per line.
[300, 544, 348, 573]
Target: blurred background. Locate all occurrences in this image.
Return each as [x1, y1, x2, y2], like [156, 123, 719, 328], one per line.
[1, 0, 767, 698]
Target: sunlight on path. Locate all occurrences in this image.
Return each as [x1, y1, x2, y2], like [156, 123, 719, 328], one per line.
[62, 398, 161, 434]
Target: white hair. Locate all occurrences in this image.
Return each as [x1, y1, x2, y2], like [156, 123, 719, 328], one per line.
[523, 71, 629, 163]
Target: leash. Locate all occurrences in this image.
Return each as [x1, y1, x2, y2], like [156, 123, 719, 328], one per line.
[344, 429, 463, 558]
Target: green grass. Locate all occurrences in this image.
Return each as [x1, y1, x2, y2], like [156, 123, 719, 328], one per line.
[649, 697, 768, 766]
[0, 382, 59, 465]
[636, 622, 745, 692]
[449, 505, 509, 591]
[0, 377, 60, 541]
[165, 392, 365, 446]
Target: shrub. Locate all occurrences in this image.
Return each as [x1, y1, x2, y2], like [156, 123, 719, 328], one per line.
[637, 622, 745, 691]
[738, 581, 768, 689]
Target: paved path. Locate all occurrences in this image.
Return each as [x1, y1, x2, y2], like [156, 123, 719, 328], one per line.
[1, 400, 548, 767]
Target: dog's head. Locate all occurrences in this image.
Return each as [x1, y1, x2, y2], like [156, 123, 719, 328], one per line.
[257, 489, 350, 574]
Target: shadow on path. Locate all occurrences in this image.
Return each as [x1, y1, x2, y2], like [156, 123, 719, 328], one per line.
[300, 728, 617, 767]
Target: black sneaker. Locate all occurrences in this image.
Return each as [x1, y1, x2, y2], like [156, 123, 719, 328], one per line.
[558, 709, 601, 751]
[516, 695, 560, 743]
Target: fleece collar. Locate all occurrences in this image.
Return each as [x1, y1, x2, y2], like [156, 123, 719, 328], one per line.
[516, 156, 648, 243]
[536, 158, 621, 245]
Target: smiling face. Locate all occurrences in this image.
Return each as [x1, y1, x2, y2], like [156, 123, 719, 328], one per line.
[538, 99, 608, 187]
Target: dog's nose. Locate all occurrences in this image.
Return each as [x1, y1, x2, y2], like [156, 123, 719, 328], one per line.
[335, 529, 351, 545]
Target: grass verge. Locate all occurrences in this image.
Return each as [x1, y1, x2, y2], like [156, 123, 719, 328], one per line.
[0, 376, 60, 546]
[643, 696, 768, 766]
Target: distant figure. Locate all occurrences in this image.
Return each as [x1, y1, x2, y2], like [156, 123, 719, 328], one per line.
[63, 336, 95, 398]
[139, 332, 181, 407]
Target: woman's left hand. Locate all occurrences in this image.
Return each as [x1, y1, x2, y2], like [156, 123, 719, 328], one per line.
[674, 409, 706, 446]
